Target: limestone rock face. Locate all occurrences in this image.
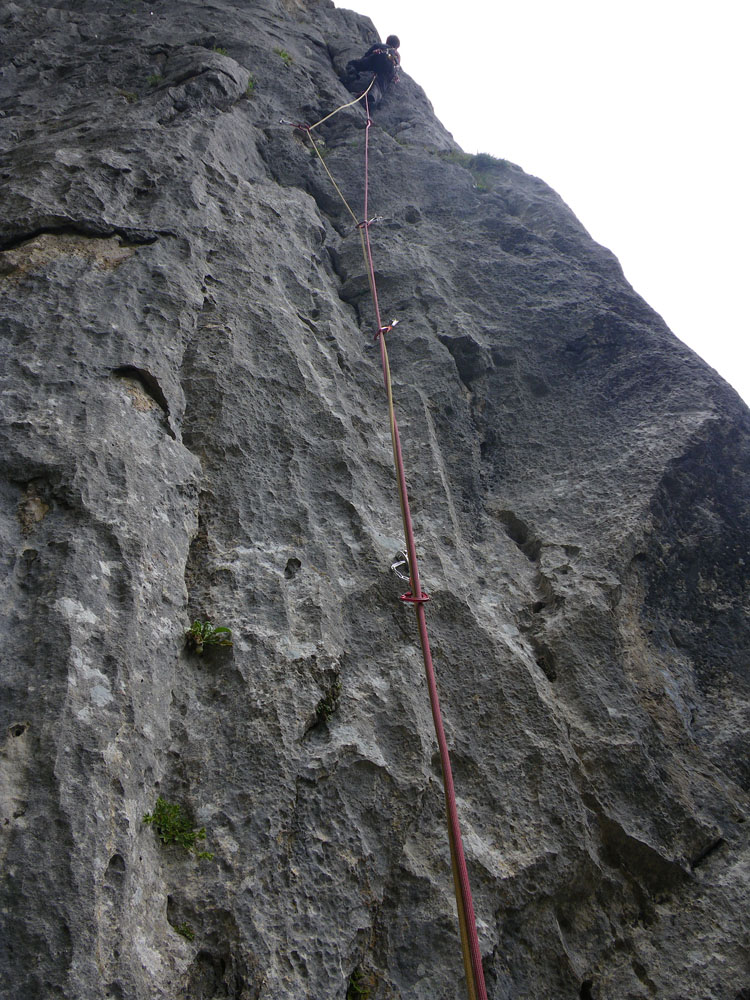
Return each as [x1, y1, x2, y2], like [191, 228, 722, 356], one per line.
[1, 2, 748, 998]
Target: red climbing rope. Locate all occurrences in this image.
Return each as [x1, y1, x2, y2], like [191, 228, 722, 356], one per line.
[287, 87, 488, 1000]
[362, 96, 487, 1000]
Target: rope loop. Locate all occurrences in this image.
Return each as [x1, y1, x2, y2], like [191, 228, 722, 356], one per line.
[399, 591, 431, 605]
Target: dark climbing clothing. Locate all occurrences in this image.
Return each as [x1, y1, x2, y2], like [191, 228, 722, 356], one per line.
[344, 41, 400, 106]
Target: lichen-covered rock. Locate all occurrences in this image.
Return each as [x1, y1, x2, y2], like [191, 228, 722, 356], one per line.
[1, 1, 748, 998]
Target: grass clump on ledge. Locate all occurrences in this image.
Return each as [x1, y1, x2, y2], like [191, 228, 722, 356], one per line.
[143, 797, 214, 860]
[439, 150, 510, 191]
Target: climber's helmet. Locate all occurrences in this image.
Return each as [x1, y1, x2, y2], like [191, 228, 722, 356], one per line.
[385, 35, 400, 49]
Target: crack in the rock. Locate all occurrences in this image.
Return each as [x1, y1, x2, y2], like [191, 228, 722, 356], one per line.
[690, 835, 725, 870]
[0, 223, 163, 252]
[112, 365, 175, 438]
[493, 508, 542, 562]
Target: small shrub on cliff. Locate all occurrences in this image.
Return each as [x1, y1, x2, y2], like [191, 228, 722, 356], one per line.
[143, 797, 213, 860]
[185, 620, 233, 655]
[471, 151, 508, 170]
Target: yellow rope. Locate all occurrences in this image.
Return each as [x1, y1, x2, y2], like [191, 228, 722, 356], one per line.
[307, 132, 360, 227]
[308, 77, 375, 130]
[306, 76, 375, 300]
[301, 78, 376, 292]
[306, 133, 373, 305]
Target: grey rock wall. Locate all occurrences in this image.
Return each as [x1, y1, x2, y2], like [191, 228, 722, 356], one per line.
[1, 1, 748, 998]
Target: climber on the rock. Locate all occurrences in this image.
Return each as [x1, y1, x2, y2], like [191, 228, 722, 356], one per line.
[342, 34, 400, 110]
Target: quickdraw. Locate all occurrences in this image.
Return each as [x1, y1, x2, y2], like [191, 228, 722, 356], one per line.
[374, 319, 399, 341]
[356, 216, 383, 230]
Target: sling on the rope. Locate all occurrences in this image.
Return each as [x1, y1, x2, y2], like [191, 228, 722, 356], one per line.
[284, 85, 488, 1000]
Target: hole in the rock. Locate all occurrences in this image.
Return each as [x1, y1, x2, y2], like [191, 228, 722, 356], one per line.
[284, 557, 301, 579]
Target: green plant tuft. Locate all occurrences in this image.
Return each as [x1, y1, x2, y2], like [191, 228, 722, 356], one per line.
[274, 47, 293, 66]
[347, 968, 371, 1000]
[185, 620, 233, 655]
[175, 922, 195, 941]
[315, 677, 342, 724]
[147, 73, 164, 87]
[212, 46, 227, 55]
[143, 797, 214, 859]
[245, 74, 256, 98]
[439, 149, 474, 167]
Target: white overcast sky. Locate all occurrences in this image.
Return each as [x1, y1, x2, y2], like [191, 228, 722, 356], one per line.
[338, 0, 750, 404]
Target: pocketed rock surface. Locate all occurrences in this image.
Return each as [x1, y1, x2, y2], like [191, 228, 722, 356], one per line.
[1, 2, 748, 998]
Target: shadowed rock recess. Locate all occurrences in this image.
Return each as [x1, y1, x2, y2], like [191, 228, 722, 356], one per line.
[1, 1, 748, 998]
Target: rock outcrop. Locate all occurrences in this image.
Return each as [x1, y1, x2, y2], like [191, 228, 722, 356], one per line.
[1, 1, 748, 998]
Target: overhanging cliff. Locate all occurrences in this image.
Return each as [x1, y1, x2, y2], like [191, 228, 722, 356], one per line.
[1, 2, 748, 998]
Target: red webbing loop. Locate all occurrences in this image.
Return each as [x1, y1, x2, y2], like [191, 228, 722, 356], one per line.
[398, 591, 431, 604]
